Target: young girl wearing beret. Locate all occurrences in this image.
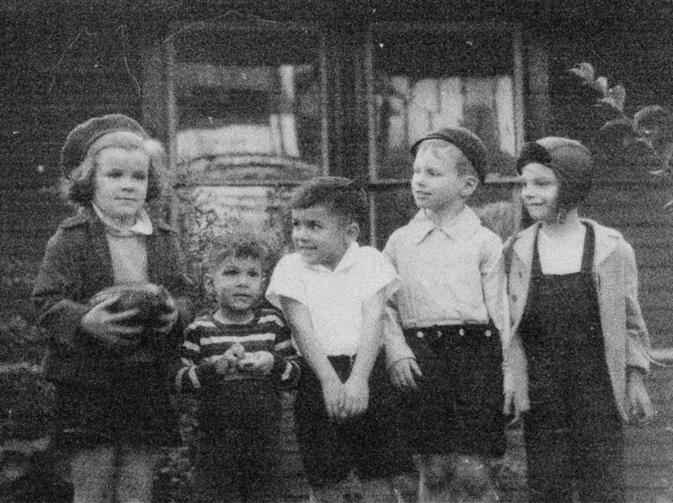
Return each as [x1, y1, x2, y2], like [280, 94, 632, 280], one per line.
[32, 114, 192, 503]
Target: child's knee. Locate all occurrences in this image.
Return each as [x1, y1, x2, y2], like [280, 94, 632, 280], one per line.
[450, 454, 495, 497]
[310, 483, 346, 503]
[68, 445, 116, 503]
[415, 453, 498, 503]
[360, 477, 398, 503]
[115, 445, 162, 503]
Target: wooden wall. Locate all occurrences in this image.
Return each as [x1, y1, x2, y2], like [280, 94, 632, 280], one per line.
[0, 18, 144, 264]
[540, 16, 673, 348]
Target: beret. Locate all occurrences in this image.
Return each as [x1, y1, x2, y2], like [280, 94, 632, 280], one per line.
[61, 114, 148, 176]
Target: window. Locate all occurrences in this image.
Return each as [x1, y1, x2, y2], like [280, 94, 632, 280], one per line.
[365, 23, 524, 244]
[167, 23, 328, 183]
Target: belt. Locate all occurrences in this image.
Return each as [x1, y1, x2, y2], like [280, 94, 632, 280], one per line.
[403, 324, 497, 345]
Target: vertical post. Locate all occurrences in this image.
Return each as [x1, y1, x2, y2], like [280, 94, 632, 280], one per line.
[512, 26, 527, 150]
[363, 28, 378, 246]
[320, 34, 330, 175]
[164, 37, 179, 230]
[524, 34, 550, 140]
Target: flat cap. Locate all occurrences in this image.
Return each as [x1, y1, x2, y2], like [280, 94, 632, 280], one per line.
[410, 126, 489, 183]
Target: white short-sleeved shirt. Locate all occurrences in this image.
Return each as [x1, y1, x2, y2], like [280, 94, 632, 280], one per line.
[266, 242, 398, 356]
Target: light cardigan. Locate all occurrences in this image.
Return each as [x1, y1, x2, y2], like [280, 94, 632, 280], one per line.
[505, 218, 651, 421]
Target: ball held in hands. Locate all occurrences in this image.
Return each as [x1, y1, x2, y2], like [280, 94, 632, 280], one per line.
[88, 283, 175, 343]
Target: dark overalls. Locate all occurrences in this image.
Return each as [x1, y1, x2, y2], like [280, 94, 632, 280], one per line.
[518, 224, 624, 503]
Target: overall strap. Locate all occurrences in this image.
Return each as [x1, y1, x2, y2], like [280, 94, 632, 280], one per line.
[530, 227, 543, 279]
[580, 222, 596, 274]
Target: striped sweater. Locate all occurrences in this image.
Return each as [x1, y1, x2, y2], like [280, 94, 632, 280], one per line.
[175, 306, 300, 392]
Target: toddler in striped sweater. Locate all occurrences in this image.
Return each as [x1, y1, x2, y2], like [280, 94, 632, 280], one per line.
[175, 232, 299, 503]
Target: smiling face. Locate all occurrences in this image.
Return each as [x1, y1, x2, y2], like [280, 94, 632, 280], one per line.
[411, 141, 476, 214]
[211, 255, 264, 318]
[291, 205, 357, 270]
[92, 147, 149, 225]
[520, 162, 561, 223]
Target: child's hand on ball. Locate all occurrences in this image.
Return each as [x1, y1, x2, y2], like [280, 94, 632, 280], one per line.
[81, 295, 143, 350]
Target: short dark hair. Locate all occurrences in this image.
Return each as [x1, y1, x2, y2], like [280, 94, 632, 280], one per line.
[290, 176, 367, 225]
[61, 140, 165, 206]
[206, 232, 272, 273]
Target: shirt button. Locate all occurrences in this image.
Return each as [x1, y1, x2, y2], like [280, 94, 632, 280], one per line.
[459, 328, 465, 336]
[511, 295, 518, 302]
[416, 331, 424, 339]
[485, 329, 492, 338]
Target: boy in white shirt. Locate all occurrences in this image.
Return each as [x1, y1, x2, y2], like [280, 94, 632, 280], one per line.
[384, 127, 509, 501]
[267, 176, 400, 503]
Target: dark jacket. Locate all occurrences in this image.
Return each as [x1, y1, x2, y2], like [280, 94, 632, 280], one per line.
[32, 207, 193, 387]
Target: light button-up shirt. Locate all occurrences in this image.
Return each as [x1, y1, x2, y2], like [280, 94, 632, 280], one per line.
[383, 207, 508, 364]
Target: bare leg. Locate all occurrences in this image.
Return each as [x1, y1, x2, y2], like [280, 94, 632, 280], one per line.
[69, 445, 115, 503]
[115, 444, 162, 503]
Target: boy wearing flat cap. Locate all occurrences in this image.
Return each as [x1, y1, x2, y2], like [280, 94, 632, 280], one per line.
[384, 126, 508, 500]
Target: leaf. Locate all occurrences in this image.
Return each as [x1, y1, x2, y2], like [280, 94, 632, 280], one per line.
[607, 84, 626, 111]
[598, 97, 622, 113]
[592, 76, 609, 96]
[568, 62, 595, 83]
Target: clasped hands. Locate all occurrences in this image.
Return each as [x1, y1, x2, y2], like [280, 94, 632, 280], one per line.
[321, 374, 369, 422]
[213, 343, 275, 376]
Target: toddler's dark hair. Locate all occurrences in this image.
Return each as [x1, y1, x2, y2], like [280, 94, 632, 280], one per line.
[206, 231, 272, 273]
[290, 176, 367, 225]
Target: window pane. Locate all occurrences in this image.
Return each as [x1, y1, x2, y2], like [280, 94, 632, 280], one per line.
[371, 27, 518, 179]
[173, 28, 324, 177]
[371, 187, 417, 247]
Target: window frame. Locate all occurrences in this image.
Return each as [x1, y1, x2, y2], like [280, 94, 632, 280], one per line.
[364, 21, 525, 185]
[163, 20, 331, 188]
[362, 22, 525, 246]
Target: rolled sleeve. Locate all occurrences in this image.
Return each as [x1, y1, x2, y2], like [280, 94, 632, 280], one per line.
[481, 234, 509, 339]
[622, 242, 651, 372]
[266, 254, 308, 308]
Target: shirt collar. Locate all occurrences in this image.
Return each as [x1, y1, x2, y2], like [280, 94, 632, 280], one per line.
[93, 203, 153, 236]
[303, 241, 360, 273]
[408, 206, 480, 244]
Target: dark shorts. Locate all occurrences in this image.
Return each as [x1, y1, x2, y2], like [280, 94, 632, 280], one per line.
[52, 367, 180, 448]
[294, 355, 410, 487]
[194, 381, 284, 502]
[194, 426, 282, 503]
[396, 324, 505, 457]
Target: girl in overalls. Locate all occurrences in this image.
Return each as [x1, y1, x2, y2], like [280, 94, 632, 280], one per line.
[504, 137, 653, 502]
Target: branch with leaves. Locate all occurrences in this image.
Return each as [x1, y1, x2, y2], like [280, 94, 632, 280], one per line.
[570, 62, 673, 209]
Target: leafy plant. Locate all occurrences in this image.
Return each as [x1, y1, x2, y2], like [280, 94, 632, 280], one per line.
[569, 62, 673, 208]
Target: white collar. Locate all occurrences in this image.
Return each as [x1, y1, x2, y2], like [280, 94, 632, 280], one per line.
[407, 206, 481, 244]
[93, 204, 153, 236]
[303, 241, 360, 273]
